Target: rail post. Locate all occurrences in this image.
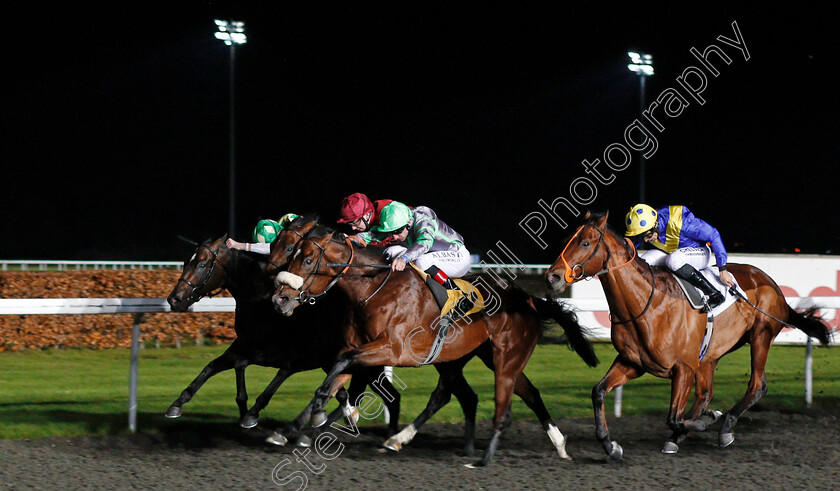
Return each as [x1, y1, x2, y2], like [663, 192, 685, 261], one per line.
[128, 312, 144, 433]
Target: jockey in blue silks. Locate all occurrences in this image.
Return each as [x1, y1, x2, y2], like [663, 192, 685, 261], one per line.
[625, 204, 736, 310]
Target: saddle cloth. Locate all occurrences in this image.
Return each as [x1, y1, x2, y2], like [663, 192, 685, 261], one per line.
[672, 266, 743, 317]
[408, 263, 486, 318]
[440, 278, 485, 318]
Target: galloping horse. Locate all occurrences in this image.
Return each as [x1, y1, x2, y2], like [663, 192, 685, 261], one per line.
[273, 226, 599, 466]
[166, 228, 402, 442]
[265, 217, 567, 457]
[545, 211, 832, 459]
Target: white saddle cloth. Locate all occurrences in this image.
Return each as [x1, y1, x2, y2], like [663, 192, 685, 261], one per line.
[672, 266, 745, 317]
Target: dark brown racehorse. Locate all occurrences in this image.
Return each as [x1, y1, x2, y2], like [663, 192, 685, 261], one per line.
[166, 224, 401, 444]
[545, 211, 832, 459]
[272, 226, 599, 466]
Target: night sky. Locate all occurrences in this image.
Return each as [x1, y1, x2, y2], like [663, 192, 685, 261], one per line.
[3, 4, 838, 264]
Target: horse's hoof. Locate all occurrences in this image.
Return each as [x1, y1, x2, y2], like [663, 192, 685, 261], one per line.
[164, 406, 182, 418]
[719, 432, 735, 448]
[607, 441, 623, 461]
[265, 432, 288, 446]
[239, 414, 259, 429]
[383, 437, 402, 452]
[661, 441, 679, 454]
[295, 435, 312, 448]
[464, 461, 485, 469]
[312, 410, 328, 428]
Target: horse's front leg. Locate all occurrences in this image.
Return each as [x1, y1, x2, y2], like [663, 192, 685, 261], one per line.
[240, 368, 292, 429]
[661, 363, 696, 454]
[592, 356, 644, 461]
[667, 359, 721, 445]
[165, 347, 240, 418]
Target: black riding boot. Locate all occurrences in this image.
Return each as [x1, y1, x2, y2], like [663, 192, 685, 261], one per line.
[674, 264, 725, 310]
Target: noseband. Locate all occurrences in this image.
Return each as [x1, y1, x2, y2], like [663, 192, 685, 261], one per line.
[177, 242, 229, 303]
[558, 224, 655, 325]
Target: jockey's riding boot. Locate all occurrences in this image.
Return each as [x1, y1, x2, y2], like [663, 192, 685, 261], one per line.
[424, 275, 450, 310]
[674, 264, 725, 310]
[423, 265, 472, 326]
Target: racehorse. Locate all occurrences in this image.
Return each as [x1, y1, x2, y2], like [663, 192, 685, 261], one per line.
[544, 211, 832, 459]
[166, 230, 402, 442]
[265, 216, 559, 457]
[272, 226, 599, 466]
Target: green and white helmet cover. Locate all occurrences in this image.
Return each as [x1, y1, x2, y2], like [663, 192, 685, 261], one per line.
[373, 201, 412, 233]
[252, 214, 300, 243]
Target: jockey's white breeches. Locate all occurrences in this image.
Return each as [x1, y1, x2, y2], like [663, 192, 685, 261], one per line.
[383, 244, 472, 278]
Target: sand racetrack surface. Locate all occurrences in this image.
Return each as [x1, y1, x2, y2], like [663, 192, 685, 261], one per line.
[1, 407, 838, 490]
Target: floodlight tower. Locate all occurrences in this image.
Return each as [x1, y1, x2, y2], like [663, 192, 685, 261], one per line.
[627, 52, 654, 203]
[214, 20, 247, 236]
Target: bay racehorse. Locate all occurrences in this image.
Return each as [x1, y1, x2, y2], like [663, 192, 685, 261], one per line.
[545, 211, 832, 459]
[265, 216, 546, 457]
[166, 231, 402, 443]
[272, 226, 599, 466]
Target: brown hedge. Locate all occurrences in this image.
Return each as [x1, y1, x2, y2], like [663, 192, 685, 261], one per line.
[0, 270, 236, 351]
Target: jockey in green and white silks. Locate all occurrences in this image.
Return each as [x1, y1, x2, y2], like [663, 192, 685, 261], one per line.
[225, 213, 300, 255]
[360, 201, 472, 280]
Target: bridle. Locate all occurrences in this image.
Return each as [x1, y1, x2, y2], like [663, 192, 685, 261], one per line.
[290, 234, 391, 306]
[265, 227, 309, 274]
[176, 241, 230, 304]
[558, 223, 655, 324]
[559, 224, 636, 283]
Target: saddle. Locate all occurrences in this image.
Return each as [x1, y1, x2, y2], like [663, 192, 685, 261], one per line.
[671, 267, 736, 316]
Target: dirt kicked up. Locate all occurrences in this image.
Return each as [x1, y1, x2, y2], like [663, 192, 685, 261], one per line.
[1, 408, 838, 490]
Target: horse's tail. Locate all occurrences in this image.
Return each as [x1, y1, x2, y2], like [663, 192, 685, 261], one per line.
[530, 296, 600, 367]
[786, 306, 833, 346]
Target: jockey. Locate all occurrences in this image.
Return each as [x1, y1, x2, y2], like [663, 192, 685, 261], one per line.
[367, 201, 473, 319]
[226, 213, 300, 255]
[336, 192, 404, 246]
[336, 192, 393, 233]
[624, 204, 735, 310]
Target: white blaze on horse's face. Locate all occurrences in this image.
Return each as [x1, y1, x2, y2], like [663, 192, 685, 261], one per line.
[275, 271, 304, 290]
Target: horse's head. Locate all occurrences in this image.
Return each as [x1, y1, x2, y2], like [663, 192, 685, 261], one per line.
[545, 211, 611, 296]
[167, 235, 233, 312]
[263, 214, 320, 277]
[271, 227, 351, 316]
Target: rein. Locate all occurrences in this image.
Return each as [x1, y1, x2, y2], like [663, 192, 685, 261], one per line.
[325, 262, 393, 306]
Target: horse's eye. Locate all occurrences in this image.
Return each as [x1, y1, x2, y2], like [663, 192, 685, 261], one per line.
[286, 246, 294, 252]
[197, 263, 206, 270]
[305, 258, 313, 265]
[582, 240, 590, 247]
